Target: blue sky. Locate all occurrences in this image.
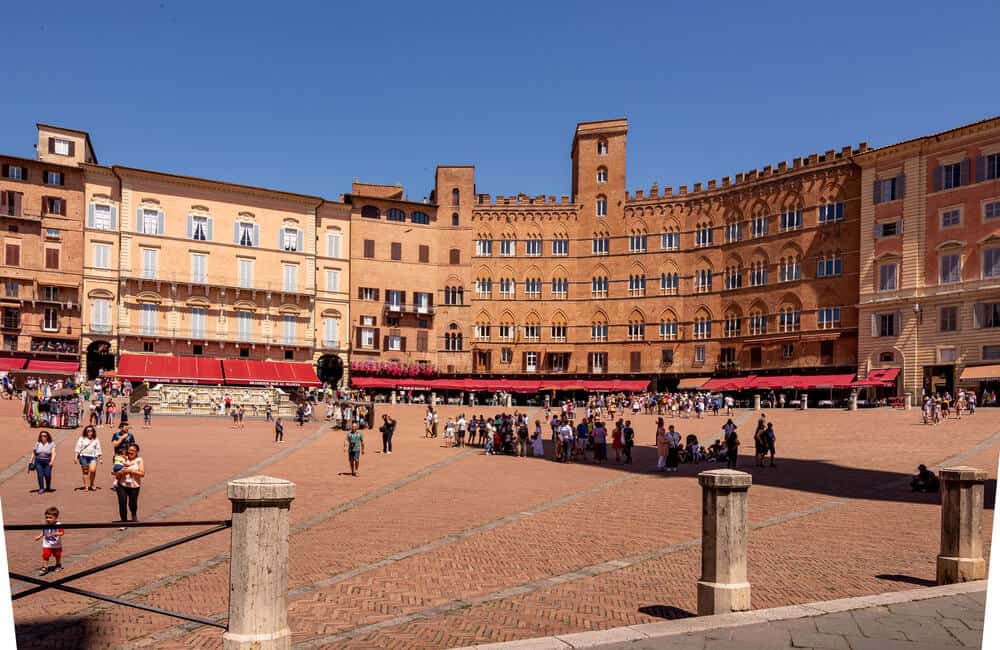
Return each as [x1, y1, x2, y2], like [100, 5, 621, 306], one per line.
[3, 1, 998, 201]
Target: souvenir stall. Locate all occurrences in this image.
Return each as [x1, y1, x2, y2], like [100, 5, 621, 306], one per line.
[24, 387, 81, 429]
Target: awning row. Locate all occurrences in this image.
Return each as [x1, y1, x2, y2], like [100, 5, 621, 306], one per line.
[0, 358, 79, 373]
[959, 364, 1000, 382]
[349, 377, 650, 393]
[851, 367, 901, 387]
[117, 354, 319, 387]
[701, 373, 859, 391]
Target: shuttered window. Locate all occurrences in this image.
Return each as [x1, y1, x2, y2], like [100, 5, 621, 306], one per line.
[44, 248, 59, 270]
[363, 239, 375, 258]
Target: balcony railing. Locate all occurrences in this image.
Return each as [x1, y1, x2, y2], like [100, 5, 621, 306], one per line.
[122, 272, 312, 296]
[89, 324, 113, 335]
[382, 302, 435, 315]
[117, 325, 314, 347]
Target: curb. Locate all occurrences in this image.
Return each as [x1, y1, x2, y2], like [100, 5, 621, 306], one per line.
[451, 581, 988, 649]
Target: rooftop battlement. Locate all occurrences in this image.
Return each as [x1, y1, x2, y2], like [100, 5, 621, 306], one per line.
[626, 142, 869, 202]
[475, 193, 574, 206]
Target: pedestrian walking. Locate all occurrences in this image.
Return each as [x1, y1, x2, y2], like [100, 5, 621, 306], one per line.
[274, 417, 284, 443]
[764, 422, 776, 467]
[726, 431, 740, 469]
[345, 422, 364, 477]
[114, 444, 144, 523]
[379, 414, 396, 454]
[31, 431, 56, 495]
[623, 420, 634, 465]
[74, 425, 102, 491]
[35, 506, 64, 575]
[655, 418, 667, 471]
[665, 425, 681, 472]
[141, 402, 152, 428]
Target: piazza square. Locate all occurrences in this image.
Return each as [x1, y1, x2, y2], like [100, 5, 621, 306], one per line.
[2, 397, 995, 648]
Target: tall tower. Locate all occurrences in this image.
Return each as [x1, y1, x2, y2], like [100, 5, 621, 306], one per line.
[571, 118, 628, 222]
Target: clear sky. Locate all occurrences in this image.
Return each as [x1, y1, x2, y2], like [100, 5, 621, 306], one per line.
[3, 0, 998, 201]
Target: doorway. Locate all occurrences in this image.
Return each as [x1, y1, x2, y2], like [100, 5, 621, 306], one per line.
[86, 340, 115, 379]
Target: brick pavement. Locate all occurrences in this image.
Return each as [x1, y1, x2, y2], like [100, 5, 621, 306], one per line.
[2, 403, 997, 649]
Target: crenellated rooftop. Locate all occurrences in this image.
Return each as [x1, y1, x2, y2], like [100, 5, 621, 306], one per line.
[474, 193, 575, 207]
[626, 143, 869, 202]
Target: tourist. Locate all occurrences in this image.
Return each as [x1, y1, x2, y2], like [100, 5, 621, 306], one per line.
[74, 425, 102, 491]
[665, 424, 681, 472]
[726, 431, 740, 469]
[105, 400, 117, 427]
[753, 417, 767, 467]
[379, 414, 396, 454]
[35, 506, 64, 576]
[423, 407, 433, 438]
[443, 417, 455, 447]
[209, 396, 218, 416]
[274, 417, 284, 443]
[531, 419, 544, 457]
[31, 431, 57, 494]
[186, 393, 194, 415]
[457, 413, 467, 448]
[655, 418, 667, 471]
[622, 420, 634, 465]
[592, 420, 607, 464]
[725, 395, 734, 416]
[238, 405, 245, 428]
[558, 418, 573, 463]
[911, 464, 940, 492]
[141, 402, 152, 428]
[575, 418, 589, 461]
[610, 420, 623, 464]
[345, 422, 364, 477]
[114, 444, 144, 522]
[266, 402, 274, 422]
[763, 422, 776, 467]
[515, 417, 529, 457]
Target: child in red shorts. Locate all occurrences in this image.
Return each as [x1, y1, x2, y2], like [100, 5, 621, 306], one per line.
[35, 506, 64, 576]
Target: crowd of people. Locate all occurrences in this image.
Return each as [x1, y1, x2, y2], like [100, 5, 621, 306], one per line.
[921, 390, 979, 424]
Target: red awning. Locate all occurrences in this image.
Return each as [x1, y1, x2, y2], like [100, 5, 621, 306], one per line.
[791, 373, 856, 389]
[222, 360, 319, 387]
[0, 358, 26, 372]
[702, 376, 757, 391]
[853, 367, 900, 387]
[118, 354, 223, 384]
[26, 360, 79, 373]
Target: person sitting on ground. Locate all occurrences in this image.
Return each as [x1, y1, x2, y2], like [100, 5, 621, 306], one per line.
[911, 464, 940, 493]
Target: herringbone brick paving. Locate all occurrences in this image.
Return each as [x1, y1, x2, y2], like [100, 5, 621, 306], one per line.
[3, 401, 996, 649]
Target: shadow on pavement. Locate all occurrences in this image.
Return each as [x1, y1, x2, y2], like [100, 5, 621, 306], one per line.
[875, 573, 937, 587]
[637, 604, 695, 620]
[17, 616, 98, 650]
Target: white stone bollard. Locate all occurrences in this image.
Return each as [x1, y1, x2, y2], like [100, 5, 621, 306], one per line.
[800, 394, 808, 410]
[431, 392, 438, 408]
[390, 391, 397, 405]
[905, 393, 913, 410]
[697, 469, 752, 615]
[937, 466, 987, 585]
[753, 394, 761, 411]
[224, 477, 296, 650]
[849, 392, 858, 411]
[505, 392, 512, 408]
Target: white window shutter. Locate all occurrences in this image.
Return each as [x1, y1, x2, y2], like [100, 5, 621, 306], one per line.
[110, 206, 118, 231]
[157, 210, 165, 235]
[278, 228, 284, 249]
[186, 216, 193, 239]
[87, 203, 95, 228]
[206, 218, 213, 241]
[233, 221, 240, 244]
[136, 207, 143, 233]
[297, 230, 304, 252]
[871, 314, 878, 338]
[252, 224, 260, 247]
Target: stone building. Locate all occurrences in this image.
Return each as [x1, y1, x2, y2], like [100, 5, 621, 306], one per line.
[857, 116, 1000, 398]
[0, 125, 90, 374]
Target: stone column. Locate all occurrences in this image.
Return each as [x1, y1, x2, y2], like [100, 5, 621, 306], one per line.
[905, 392, 913, 410]
[505, 392, 512, 408]
[753, 394, 761, 411]
[431, 392, 438, 408]
[224, 477, 296, 650]
[390, 391, 397, 405]
[697, 469, 752, 615]
[849, 391, 858, 411]
[937, 466, 987, 585]
[800, 394, 808, 410]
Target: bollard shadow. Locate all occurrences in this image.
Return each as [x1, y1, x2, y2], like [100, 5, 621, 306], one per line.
[483, 440, 998, 508]
[875, 573, 936, 587]
[16, 616, 98, 650]
[638, 604, 696, 620]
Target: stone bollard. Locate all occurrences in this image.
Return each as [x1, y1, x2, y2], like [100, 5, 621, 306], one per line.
[753, 394, 761, 411]
[390, 391, 397, 405]
[431, 392, 438, 408]
[697, 469, 752, 615]
[505, 392, 512, 408]
[849, 392, 858, 411]
[937, 466, 987, 585]
[800, 394, 808, 410]
[224, 477, 296, 650]
[905, 393, 912, 410]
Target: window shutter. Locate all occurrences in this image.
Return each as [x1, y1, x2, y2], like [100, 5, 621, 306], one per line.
[895, 310, 902, 337]
[357, 287, 363, 299]
[205, 217, 213, 240]
[87, 203, 95, 228]
[960, 159, 969, 186]
[374, 328, 381, 350]
[872, 180, 881, 204]
[297, 230, 304, 252]
[400, 290, 407, 305]
[48, 138, 55, 154]
[400, 336, 407, 352]
[355, 326, 363, 348]
[157, 211, 165, 235]
[871, 314, 878, 338]
[374, 288, 380, 302]
[68, 141, 76, 157]
[933, 166, 942, 192]
[233, 221, 240, 243]
[110, 206, 118, 231]
[896, 174, 905, 200]
[12, 192, 21, 217]
[186, 216, 193, 239]
[0, 164, 7, 177]
[252, 224, 260, 247]
[973, 303, 983, 329]
[428, 292, 434, 307]
[136, 207, 143, 233]
[897, 218, 904, 234]
[873, 222, 880, 238]
[976, 156, 986, 183]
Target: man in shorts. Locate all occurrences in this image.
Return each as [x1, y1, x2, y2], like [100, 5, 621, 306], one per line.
[344, 422, 364, 477]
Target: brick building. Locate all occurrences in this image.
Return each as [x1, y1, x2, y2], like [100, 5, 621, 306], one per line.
[0, 125, 90, 374]
[857, 116, 1000, 398]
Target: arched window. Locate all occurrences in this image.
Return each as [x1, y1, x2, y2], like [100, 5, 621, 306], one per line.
[591, 314, 608, 341]
[551, 276, 568, 299]
[596, 195, 607, 217]
[693, 313, 712, 340]
[628, 273, 646, 297]
[451, 212, 459, 226]
[444, 286, 464, 305]
[748, 306, 767, 335]
[695, 267, 713, 293]
[361, 205, 380, 219]
[597, 139, 608, 156]
[659, 313, 678, 340]
[591, 275, 608, 297]
[386, 208, 406, 222]
[724, 265, 742, 290]
[452, 188, 460, 206]
[779, 305, 801, 332]
[411, 211, 430, 225]
[659, 271, 679, 295]
[596, 166, 608, 183]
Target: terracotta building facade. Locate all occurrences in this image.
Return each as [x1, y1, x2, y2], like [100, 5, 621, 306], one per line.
[857, 116, 1000, 398]
[0, 115, 996, 393]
